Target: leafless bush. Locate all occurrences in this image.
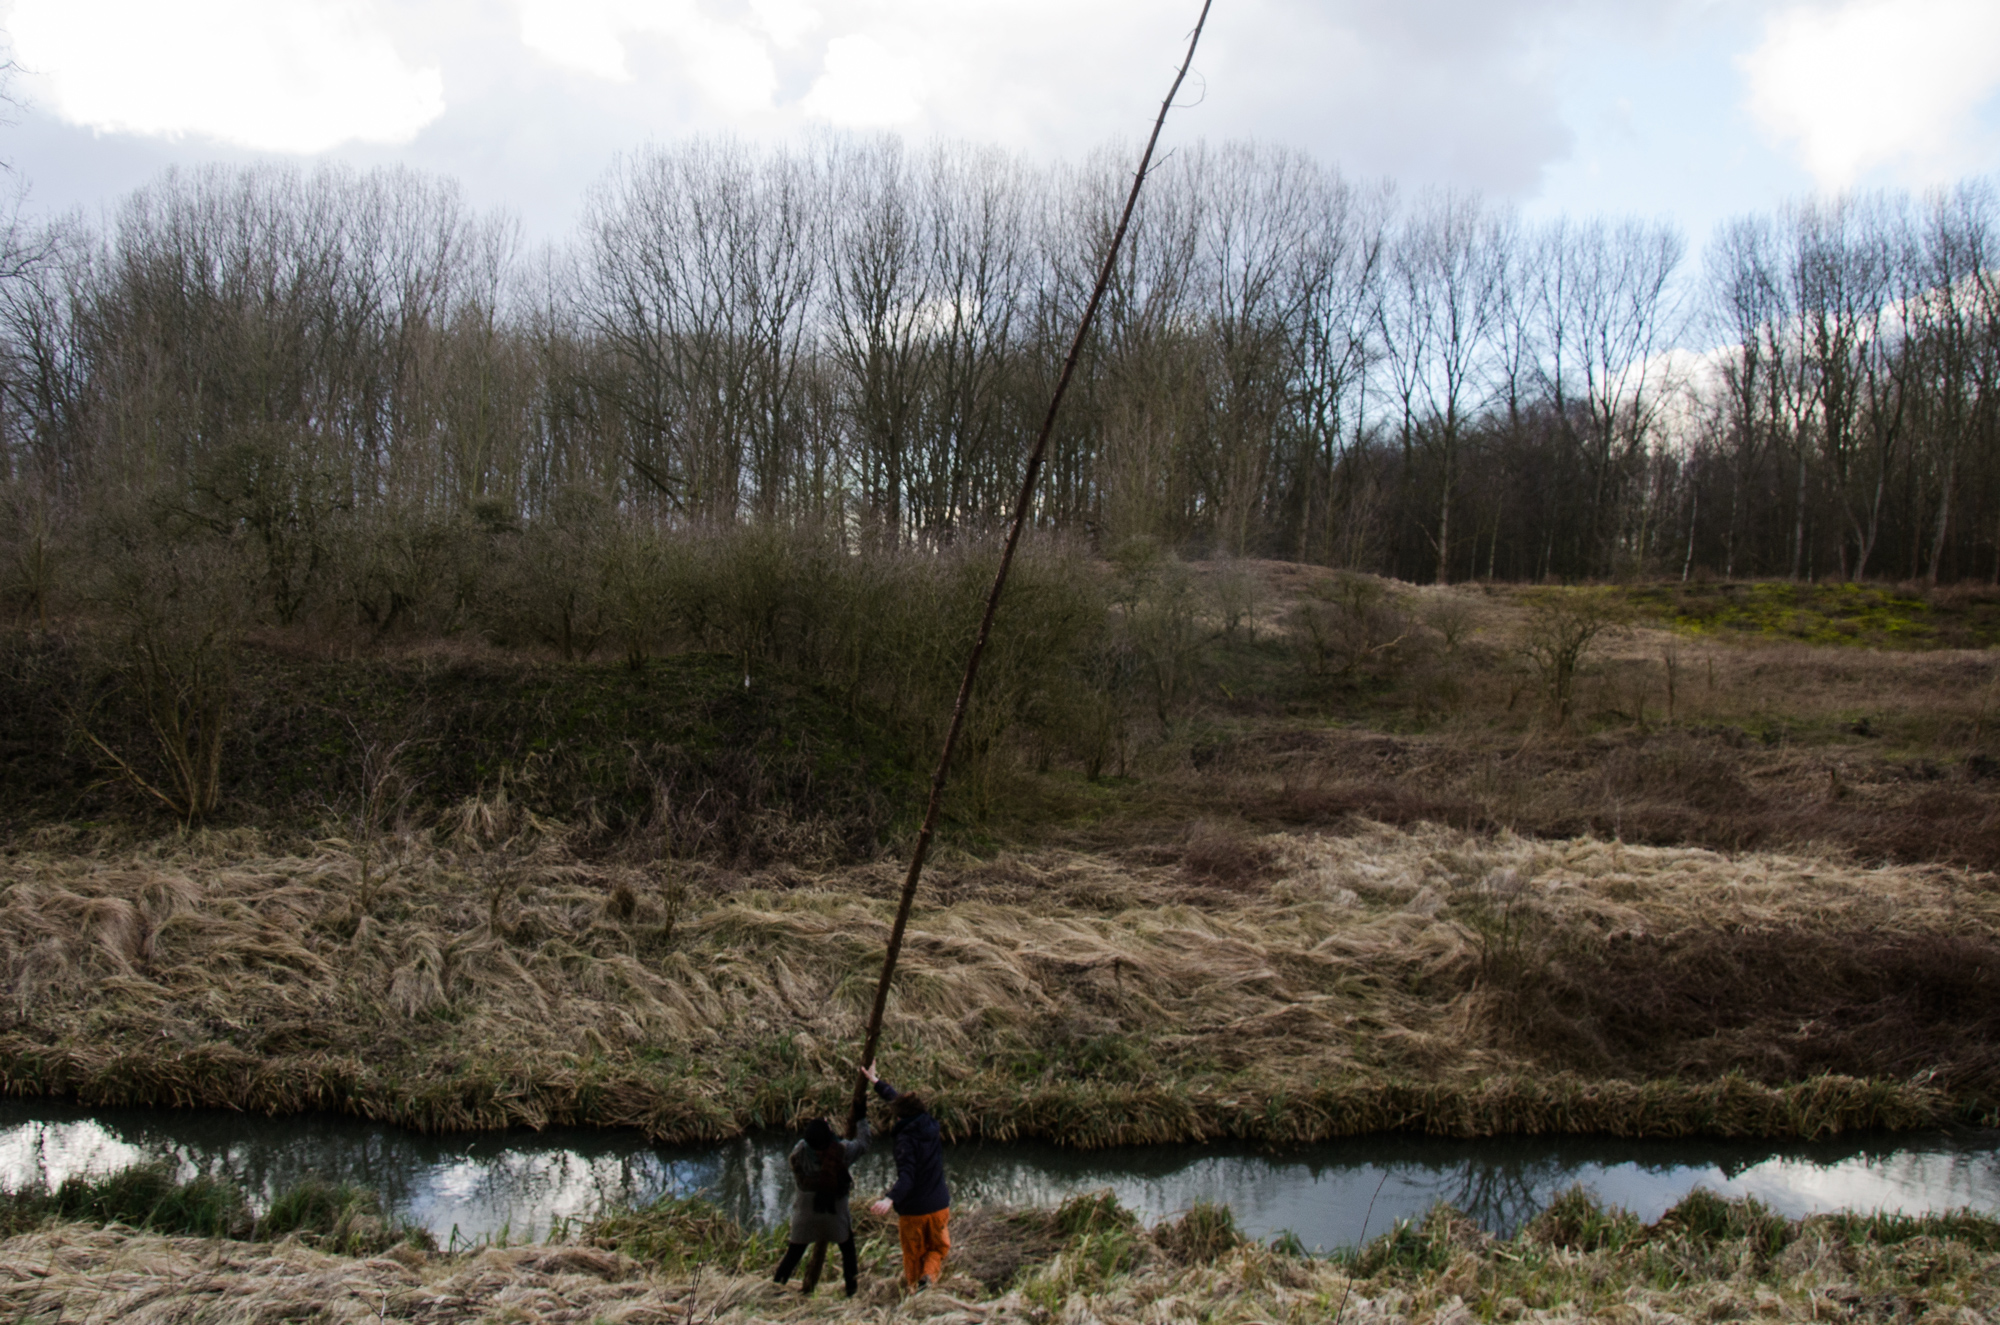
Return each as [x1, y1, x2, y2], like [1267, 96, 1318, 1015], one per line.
[340, 506, 483, 639]
[1424, 596, 1474, 652]
[1105, 546, 1205, 729]
[1519, 588, 1621, 724]
[331, 736, 420, 918]
[75, 520, 252, 824]
[1288, 573, 1414, 682]
[1602, 739, 1759, 813]
[601, 517, 677, 668]
[1205, 556, 1262, 642]
[0, 490, 61, 629]
[486, 487, 613, 659]
[1180, 820, 1272, 888]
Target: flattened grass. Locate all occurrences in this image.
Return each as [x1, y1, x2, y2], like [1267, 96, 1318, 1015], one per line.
[1, 821, 1994, 1142]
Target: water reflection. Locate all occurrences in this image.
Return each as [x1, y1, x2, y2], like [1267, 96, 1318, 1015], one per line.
[0, 1101, 1993, 1252]
[943, 1132, 2000, 1251]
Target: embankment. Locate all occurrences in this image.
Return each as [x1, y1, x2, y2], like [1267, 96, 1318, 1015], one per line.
[2, 821, 1993, 1143]
[2, 1183, 1997, 1324]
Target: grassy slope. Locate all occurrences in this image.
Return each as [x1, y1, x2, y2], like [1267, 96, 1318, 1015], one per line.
[1, 821, 1991, 1142]
[3, 1188, 1997, 1325]
[1090, 570, 2000, 872]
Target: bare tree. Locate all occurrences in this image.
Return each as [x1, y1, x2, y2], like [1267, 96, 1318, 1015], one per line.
[584, 140, 822, 524]
[1538, 216, 1685, 577]
[1375, 190, 1505, 583]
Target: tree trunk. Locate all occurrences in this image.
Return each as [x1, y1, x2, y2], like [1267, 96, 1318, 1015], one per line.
[1790, 447, 1808, 581]
[1929, 454, 1957, 587]
[1435, 447, 1452, 585]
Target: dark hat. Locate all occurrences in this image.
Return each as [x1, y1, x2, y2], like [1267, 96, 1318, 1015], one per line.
[802, 1117, 837, 1150]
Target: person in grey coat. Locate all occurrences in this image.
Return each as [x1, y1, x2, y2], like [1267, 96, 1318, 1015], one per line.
[772, 1113, 872, 1296]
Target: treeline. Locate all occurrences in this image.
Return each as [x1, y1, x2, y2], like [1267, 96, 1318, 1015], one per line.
[1, 136, 1998, 637]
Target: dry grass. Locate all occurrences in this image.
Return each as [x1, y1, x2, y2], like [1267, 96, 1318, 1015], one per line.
[3, 1189, 1997, 1325]
[2, 818, 1993, 1141]
[1059, 562, 2000, 878]
[1149, 568, 2000, 870]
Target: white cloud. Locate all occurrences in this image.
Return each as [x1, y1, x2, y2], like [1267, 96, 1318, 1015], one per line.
[680, 18, 779, 115]
[747, 0, 820, 50]
[518, 0, 636, 81]
[515, 0, 777, 112]
[9, 0, 445, 153]
[799, 32, 926, 128]
[1742, 0, 2000, 187]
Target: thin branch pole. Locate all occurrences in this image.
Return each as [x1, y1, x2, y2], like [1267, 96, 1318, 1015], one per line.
[847, 0, 1215, 1133]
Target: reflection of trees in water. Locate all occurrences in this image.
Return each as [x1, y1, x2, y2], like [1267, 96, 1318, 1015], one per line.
[3, 1104, 1994, 1243]
[0, 1120, 150, 1191]
[1436, 1155, 1576, 1234]
[700, 1135, 905, 1228]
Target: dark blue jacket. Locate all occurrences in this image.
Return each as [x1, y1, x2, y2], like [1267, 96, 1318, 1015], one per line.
[874, 1080, 949, 1217]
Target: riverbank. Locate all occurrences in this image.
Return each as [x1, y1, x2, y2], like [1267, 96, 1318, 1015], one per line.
[2, 819, 1993, 1143]
[3, 1184, 1997, 1324]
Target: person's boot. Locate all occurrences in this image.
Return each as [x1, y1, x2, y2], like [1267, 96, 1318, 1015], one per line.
[844, 1278, 858, 1298]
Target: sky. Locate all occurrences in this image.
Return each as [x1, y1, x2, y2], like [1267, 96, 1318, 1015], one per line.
[2, 0, 1998, 250]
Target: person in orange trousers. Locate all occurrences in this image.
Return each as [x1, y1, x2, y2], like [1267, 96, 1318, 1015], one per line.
[862, 1063, 950, 1288]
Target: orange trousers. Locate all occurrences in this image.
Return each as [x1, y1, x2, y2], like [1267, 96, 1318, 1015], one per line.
[896, 1208, 950, 1286]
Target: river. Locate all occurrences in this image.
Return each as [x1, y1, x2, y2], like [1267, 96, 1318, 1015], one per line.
[2, 1102, 1994, 1252]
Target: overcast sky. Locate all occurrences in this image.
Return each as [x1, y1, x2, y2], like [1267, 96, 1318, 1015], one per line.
[4, 0, 1999, 247]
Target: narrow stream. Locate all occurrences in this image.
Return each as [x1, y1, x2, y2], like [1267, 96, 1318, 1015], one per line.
[2, 1102, 1995, 1253]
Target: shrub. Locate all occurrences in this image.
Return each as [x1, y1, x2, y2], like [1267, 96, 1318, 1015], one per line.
[256, 1177, 410, 1255]
[0, 1163, 250, 1239]
[0, 489, 62, 629]
[76, 512, 252, 823]
[1156, 1201, 1243, 1264]
[1518, 588, 1621, 724]
[486, 487, 615, 660]
[1289, 573, 1414, 684]
[1526, 1185, 1643, 1252]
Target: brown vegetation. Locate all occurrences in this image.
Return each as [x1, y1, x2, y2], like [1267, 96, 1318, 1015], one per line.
[3, 1187, 1997, 1324]
[1, 816, 1992, 1142]
[4, 564, 1999, 1143]
[1127, 568, 2000, 873]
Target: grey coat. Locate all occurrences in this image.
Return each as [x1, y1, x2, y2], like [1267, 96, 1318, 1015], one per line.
[786, 1117, 871, 1244]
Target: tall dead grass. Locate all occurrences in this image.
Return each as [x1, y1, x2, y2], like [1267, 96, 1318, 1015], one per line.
[1, 818, 1992, 1142]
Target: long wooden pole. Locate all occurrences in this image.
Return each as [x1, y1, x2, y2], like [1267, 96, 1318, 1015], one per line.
[847, 0, 1215, 1134]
